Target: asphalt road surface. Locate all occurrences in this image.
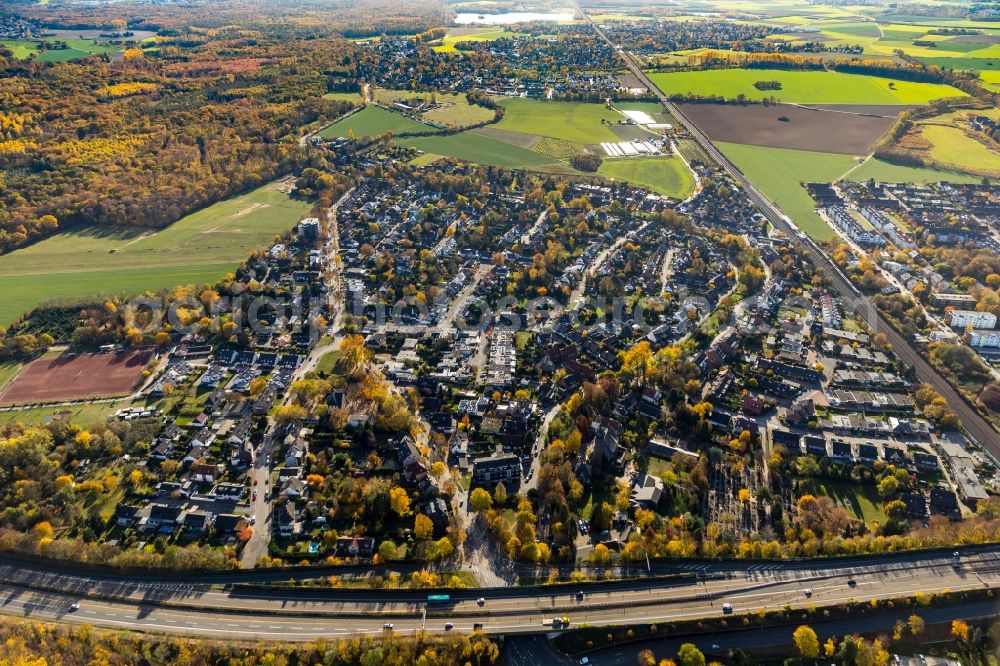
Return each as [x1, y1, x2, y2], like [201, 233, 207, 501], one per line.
[1, 549, 998, 639]
[572, 2, 1000, 456]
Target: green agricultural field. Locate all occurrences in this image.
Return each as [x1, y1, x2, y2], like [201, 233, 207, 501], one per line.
[316, 106, 432, 139]
[646, 68, 966, 104]
[370, 89, 495, 128]
[2, 37, 121, 61]
[494, 98, 662, 144]
[532, 137, 584, 160]
[982, 71, 1000, 92]
[597, 157, 696, 199]
[0, 182, 311, 326]
[432, 27, 528, 53]
[717, 142, 856, 241]
[36, 47, 90, 62]
[396, 131, 558, 168]
[1, 40, 40, 59]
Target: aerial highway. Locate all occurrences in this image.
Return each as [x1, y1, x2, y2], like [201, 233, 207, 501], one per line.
[573, 3, 1000, 457]
[0, 549, 998, 639]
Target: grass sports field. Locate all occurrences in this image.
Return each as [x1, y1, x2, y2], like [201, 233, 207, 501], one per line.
[317, 106, 432, 139]
[597, 157, 696, 199]
[647, 68, 966, 104]
[494, 99, 662, 144]
[396, 131, 558, 168]
[0, 182, 311, 327]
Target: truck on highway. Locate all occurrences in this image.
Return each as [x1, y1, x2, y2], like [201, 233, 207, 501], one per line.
[426, 594, 451, 605]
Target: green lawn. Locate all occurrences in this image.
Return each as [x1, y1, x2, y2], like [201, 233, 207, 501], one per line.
[717, 142, 855, 241]
[597, 157, 696, 199]
[646, 68, 966, 104]
[494, 99, 662, 145]
[0, 182, 311, 326]
[316, 106, 432, 139]
[813, 479, 888, 524]
[396, 131, 558, 168]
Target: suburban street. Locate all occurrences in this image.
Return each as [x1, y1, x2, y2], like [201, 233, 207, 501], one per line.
[574, 1, 1000, 457]
[0, 548, 998, 639]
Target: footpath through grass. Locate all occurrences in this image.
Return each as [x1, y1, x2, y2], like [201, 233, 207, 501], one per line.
[0, 182, 311, 326]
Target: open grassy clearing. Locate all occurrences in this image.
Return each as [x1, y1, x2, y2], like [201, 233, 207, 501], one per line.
[408, 152, 444, 167]
[647, 68, 966, 104]
[0, 182, 311, 327]
[920, 123, 1000, 172]
[980, 70, 1000, 92]
[317, 105, 432, 139]
[0, 362, 23, 394]
[396, 131, 558, 168]
[717, 142, 855, 241]
[322, 91, 365, 105]
[845, 158, 985, 184]
[1, 40, 40, 59]
[597, 157, 696, 200]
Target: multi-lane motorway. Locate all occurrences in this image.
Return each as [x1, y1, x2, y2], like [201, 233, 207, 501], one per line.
[1, 549, 999, 639]
[573, 3, 1000, 456]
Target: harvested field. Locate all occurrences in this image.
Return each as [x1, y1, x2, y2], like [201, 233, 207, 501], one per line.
[0, 350, 151, 405]
[679, 103, 905, 155]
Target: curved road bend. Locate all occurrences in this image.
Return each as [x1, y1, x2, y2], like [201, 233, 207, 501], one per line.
[0, 549, 999, 639]
[573, 3, 1000, 454]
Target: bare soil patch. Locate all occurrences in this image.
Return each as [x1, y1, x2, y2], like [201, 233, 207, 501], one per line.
[679, 103, 905, 155]
[0, 350, 151, 405]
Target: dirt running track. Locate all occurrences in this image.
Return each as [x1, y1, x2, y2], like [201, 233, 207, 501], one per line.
[678, 103, 909, 155]
[0, 350, 151, 405]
